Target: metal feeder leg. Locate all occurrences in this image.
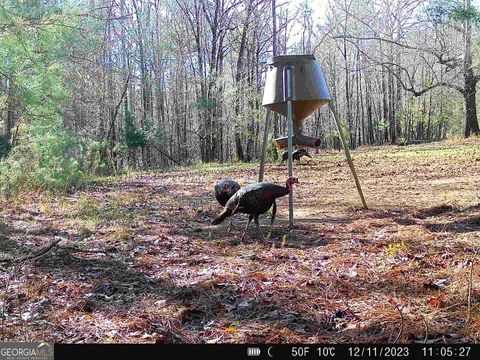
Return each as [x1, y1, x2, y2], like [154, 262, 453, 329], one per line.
[329, 101, 368, 209]
[258, 110, 271, 182]
[285, 66, 294, 228]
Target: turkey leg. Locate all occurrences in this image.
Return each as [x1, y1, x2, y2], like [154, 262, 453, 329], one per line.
[254, 215, 265, 241]
[270, 202, 277, 225]
[241, 215, 254, 242]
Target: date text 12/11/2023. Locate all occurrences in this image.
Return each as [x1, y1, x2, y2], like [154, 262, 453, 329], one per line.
[288, 346, 472, 358]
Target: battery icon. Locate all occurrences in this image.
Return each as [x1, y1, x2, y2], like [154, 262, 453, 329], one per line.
[247, 347, 261, 356]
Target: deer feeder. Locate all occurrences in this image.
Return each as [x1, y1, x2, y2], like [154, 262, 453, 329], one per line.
[262, 55, 331, 148]
[259, 54, 367, 230]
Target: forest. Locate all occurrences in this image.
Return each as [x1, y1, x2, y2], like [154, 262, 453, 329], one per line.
[1, 0, 480, 348]
[1, 0, 480, 183]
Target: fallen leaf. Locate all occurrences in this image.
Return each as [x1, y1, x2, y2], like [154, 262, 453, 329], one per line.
[251, 272, 268, 282]
[428, 298, 442, 308]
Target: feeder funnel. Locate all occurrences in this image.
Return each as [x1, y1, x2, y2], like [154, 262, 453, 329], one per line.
[262, 55, 331, 148]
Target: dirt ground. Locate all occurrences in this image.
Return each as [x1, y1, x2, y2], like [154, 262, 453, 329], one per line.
[1, 139, 480, 343]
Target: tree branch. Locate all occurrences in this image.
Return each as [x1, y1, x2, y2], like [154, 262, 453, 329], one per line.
[150, 143, 181, 166]
[341, 36, 465, 96]
[14, 239, 62, 263]
[334, 34, 441, 58]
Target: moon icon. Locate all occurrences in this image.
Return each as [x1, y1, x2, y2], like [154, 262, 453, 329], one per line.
[268, 346, 274, 358]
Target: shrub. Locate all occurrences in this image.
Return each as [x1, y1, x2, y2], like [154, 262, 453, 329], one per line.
[0, 135, 11, 158]
[265, 140, 279, 163]
[0, 120, 84, 194]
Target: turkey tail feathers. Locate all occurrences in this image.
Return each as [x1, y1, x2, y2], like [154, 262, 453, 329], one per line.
[212, 208, 232, 225]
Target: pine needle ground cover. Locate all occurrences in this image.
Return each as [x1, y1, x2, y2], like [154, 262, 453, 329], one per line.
[1, 139, 480, 343]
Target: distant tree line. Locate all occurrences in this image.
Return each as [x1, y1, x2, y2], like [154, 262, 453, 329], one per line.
[0, 0, 479, 192]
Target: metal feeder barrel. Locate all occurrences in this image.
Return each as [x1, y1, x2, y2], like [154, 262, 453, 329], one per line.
[262, 55, 331, 123]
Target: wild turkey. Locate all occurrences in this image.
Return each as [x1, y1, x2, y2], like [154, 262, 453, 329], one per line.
[214, 179, 240, 206]
[212, 177, 299, 241]
[281, 148, 312, 163]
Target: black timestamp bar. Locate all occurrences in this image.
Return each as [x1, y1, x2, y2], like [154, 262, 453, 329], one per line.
[54, 343, 479, 360]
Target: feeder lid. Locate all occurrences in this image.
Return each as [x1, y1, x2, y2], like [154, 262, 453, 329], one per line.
[267, 55, 315, 65]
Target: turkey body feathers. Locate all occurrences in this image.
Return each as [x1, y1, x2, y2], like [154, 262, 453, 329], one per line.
[281, 148, 312, 162]
[212, 182, 289, 224]
[211, 207, 232, 225]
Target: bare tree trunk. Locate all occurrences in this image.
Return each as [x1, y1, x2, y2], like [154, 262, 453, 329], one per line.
[463, 0, 479, 137]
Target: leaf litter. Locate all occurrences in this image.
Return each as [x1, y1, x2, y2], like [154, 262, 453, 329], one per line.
[0, 139, 480, 343]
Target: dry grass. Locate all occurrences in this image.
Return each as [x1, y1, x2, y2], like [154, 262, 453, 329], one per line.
[1, 138, 480, 343]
